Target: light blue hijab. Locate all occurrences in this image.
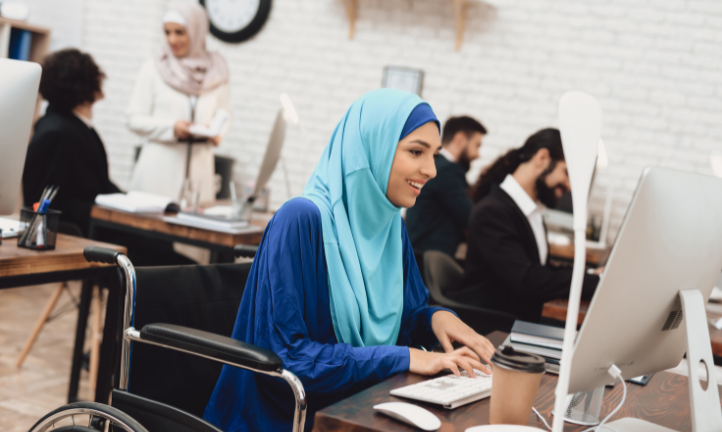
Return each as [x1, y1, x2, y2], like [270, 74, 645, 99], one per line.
[303, 89, 439, 347]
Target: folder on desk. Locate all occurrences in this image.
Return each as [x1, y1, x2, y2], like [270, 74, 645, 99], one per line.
[95, 191, 177, 214]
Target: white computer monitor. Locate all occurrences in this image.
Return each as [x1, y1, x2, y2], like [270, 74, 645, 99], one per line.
[0, 59, 42, 215]
[569, 167, 722, 394]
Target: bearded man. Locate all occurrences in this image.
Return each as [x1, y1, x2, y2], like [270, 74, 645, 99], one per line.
[405, 116, 486, 261]
[452, 128, 599, 322]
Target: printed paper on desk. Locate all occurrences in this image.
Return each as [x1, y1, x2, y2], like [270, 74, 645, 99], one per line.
[95, 191, 176, 213]
[0, 217, 21, 238]
[189, 109, 229, 138]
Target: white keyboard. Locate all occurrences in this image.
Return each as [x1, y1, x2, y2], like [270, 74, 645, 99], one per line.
[390, 370, 493, 409]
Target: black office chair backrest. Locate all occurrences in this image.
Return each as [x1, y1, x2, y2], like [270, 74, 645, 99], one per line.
[423, 250, 464, 304]
[126, 263, 251, 419]
[423, 250, 518, 335]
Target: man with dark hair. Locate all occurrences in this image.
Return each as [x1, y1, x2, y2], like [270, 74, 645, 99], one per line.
[406, 116, 486, 259]
[452, 128, 599, 322]
[22, 48, 119, 235]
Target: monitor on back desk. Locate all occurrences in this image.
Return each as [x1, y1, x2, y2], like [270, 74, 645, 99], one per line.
[0, 59, 42, 215]
[567, 167, 722, 430]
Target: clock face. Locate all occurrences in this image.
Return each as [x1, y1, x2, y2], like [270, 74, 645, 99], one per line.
[200, 0, 271, 43]
[205, 0, 260, 33]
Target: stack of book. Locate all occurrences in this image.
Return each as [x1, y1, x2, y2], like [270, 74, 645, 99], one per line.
[503, 320, 576, 374]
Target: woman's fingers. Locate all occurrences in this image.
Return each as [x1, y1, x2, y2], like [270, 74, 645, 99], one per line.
[455, 356, 476, 378]
[453, 347, 493, 375]
[455, 346, 481, 362]
[437, 332, 455, 353]
[467, 358, 492, 375]
[444, 359, 461, 377]
[468, 337, 495, 363]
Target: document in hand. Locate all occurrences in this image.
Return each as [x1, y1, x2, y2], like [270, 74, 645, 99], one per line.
[95, 191, 177, 214]
[189, 109, 230, 138]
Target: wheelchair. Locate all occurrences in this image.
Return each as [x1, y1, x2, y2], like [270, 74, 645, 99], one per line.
[29, 245, 306, 432]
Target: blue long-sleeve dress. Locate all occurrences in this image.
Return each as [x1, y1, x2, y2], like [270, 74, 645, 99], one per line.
[203, 197, 453, 431]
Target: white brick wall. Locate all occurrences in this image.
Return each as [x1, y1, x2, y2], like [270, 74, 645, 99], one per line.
[15, 0, 84, 49]
[73, 0, 722, 242]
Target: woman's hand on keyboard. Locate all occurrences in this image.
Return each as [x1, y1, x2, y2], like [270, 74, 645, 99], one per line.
[408, 347, 491, 378]
[430, 310, 495, 370]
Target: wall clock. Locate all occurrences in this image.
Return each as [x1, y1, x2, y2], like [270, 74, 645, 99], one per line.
[199, 0, 272, 43]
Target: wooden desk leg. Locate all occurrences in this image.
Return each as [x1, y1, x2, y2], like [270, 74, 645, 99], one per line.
[88, 286, 102, 392]
[15, 282, 66, 368]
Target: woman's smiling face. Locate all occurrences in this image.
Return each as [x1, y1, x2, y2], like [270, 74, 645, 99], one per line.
[386, 122, 441, 208]
[164, 22, 190, 58]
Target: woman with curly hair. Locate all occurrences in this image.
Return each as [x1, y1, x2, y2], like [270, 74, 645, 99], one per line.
[22, 48, 121, 236]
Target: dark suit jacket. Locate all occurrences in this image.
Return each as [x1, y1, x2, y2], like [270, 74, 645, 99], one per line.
[22, 105, 121, 236]
[455, 184, 598, 322]
[406, 155, 472, 257]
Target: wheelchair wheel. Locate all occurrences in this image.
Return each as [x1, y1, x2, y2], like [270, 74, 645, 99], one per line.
[28, 402, 148, 432]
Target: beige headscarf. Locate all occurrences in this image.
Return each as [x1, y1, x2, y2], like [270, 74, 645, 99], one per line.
[156, 4, 229, 96]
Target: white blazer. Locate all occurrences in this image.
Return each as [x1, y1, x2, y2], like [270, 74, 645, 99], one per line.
[126, 59, 232, 202]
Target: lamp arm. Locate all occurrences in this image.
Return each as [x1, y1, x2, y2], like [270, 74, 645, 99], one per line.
[551, 222, 588, 432]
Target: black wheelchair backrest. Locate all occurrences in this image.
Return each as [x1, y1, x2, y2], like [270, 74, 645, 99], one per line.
[125, 263, 251, 418]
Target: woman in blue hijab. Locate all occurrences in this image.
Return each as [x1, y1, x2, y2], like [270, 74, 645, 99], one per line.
[204, 89, 495, 432]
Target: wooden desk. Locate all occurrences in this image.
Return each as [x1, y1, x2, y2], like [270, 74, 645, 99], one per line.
[542, 299, 590, 324]
[0, 234, 124, 279]
[0, 234, 126, 404]
[313, 332, 717, 432]
[543, 299, 722, 358]
[89, 205, 267, 255]
[548, 243, 608, 267]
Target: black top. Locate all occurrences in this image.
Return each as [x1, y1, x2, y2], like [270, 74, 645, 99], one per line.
[22, 105, 121, 235]
[456, 184, 598, 322]
[406, 155, 472, 257]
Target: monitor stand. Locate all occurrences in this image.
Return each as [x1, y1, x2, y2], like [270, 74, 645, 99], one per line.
[606, 289, 722, 432]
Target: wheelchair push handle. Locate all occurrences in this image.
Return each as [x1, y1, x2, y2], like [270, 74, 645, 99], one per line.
[233, 244, 258, 258]
[83, 246, 123, 265]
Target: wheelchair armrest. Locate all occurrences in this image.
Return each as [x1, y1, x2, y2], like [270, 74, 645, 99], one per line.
[233, 244, 258, 258]
[83, 246, 123, 265]
[139, 323, 282, 373]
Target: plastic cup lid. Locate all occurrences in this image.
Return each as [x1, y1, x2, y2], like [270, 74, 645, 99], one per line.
[491, 345, 546, 373]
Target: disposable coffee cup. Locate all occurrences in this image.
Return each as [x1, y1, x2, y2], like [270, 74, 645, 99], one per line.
[489, 345, 546, 425]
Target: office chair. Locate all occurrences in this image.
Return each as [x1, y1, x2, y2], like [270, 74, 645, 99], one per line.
[30, 246, 306, 432]
[423, 250, 518, 335]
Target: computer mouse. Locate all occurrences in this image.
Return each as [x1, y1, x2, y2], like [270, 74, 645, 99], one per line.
[374, 402, 441, 431]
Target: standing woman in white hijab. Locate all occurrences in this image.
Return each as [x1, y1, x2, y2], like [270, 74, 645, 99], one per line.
[127, 4, 231, 202]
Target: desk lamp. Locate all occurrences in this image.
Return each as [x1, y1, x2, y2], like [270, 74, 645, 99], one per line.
[465, 92, 601, 432]
[552, 91, 602, 432]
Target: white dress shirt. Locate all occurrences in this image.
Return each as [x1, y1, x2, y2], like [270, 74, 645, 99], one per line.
[73, 111, 93, 129]
[439, 147, 456, 162]
[499, 174, 548, 265]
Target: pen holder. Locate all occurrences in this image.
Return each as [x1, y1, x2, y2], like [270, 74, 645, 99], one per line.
[18, 208, 61, 250]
